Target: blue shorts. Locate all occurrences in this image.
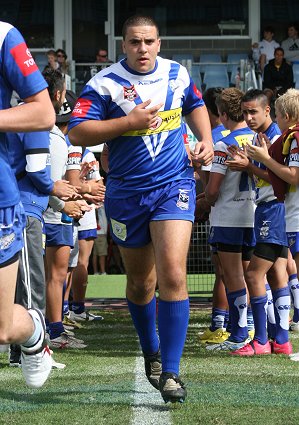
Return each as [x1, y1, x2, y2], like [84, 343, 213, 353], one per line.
[287, 232, 299, 257]
[105, 179, 195, 248]
[209, 226, 256, 249]
[255, 200, 288, 246]
[0, 202, 26, 265]
[78, 228, 97, 240]
[45, 223, 74, 247]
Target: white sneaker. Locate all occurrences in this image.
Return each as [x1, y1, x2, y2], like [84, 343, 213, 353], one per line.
[49, 332, 87, 349]
[69, 310, 104, 322]
[206, 337, 250, 352]
[289, 321, 299, 332]
[289, 352, 299, 361]
[20, 309, 52, 388]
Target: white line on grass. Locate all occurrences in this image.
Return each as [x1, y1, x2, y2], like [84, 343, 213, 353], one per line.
[131, 354, 172, 425]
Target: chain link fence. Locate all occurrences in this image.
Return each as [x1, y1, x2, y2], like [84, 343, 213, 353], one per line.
[187, 222, 215, 296]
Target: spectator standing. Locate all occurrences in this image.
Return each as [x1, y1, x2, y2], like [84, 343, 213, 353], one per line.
[56, 48, 70, 75]
[45, 49, 59, 70]
[281, 23, 299, 64]
[89, 48, 113, 80]
[0, 20, 55, 388]
[252, 26, 280, 73]
[68, 14, 213, 403]
[263, 47, 294, 98]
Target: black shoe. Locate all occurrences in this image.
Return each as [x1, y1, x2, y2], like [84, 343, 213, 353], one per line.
[9, 344, 21, 367]
[159, 372, 187, 403]
[144, 349, 162, 390]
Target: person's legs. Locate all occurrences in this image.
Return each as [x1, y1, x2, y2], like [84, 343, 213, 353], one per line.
[11, 216, 46, 365]
[267, 257, 292, 353]
[71, 238, 100, 319]
[216, 251, 249, 343]
[0, 204, 51, 387]
[45, 245, 70, 337]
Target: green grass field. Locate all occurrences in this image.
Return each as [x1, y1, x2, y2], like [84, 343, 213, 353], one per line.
[86, 274, 215, 299]
[1, 304, 299, 425]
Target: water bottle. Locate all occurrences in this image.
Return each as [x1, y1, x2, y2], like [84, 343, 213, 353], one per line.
[61, 212, 73, 224]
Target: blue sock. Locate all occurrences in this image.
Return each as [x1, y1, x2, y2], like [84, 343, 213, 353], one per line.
[210, 308, 226, 331]
[227, 288, 248, 342]
[158, 298, 189, 375]
[250, 295, 268, 344]
[49, 321, 65, 339]
[224, 310, 230, 331]
[72, 302, 85, 314]
[247, 307, 255, 332]
[265, 283, 276, 339]
[127, 297, 159, 355]
[272, 286, 291, 344]
[288, 274, 299, 322]
[63, 301, 69, 317]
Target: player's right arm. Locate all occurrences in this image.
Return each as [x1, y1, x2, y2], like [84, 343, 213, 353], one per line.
[68, 98, 163, 147]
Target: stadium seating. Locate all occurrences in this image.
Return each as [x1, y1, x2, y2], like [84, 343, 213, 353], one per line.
[203, 71, 229, 90]
[199, 53, 222, 73]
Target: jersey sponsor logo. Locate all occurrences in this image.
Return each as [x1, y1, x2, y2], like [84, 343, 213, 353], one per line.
[213, 151, 227, 165]
[123, 85, 138, 101]
[176, 189, 190, 210]
[72, 99, 92, 117]
[10, 43, 38, 76]
[137, 78, 163, 85]
[234, 133, 254, 147]
[123, 107, 182, 136]
[67, 153, 82, 165]
[289, 151, 299, 162]
[193, 83, 202, 99]
[110, 218, 127, 241]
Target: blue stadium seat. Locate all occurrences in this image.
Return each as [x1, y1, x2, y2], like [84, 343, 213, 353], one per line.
[172, 54, 194, 64]
[203, 72, 229, 90]
[199, 53, 222, 73]
[227, 53, 248, 73]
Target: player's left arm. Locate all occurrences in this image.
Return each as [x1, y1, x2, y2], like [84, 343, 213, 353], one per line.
[205, 171, 225, 206]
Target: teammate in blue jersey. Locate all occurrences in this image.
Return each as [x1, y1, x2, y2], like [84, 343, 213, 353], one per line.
[69, 15, 213, 403]
[197, 88, 231, 345]
[226, 89, 292, 356]
[6, 124, 77, 365]
[204, 88, 256, 352]
[0, 21, 55, 388]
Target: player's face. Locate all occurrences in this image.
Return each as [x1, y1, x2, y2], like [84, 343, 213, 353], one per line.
[241, 100, 270, 132]
[122, 25, 161, 73]
[275, 108, 289, 132]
